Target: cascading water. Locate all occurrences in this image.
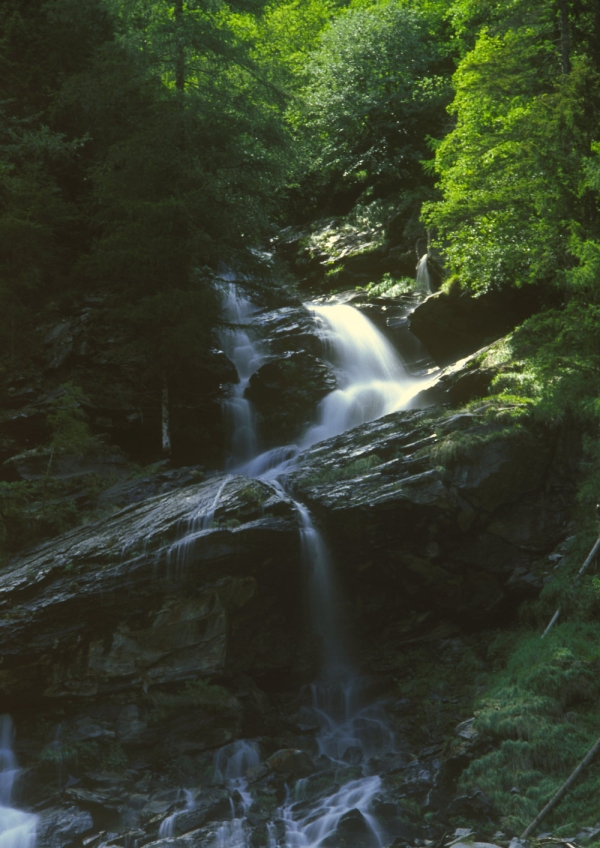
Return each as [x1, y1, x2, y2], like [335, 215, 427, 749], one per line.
[219, 286, 264, 468]
[277, 776, 384, 848]
[263, 502, 395, 848]
[198, 286, 435, 846]
[301, 304, 426, 449]
[242, 301, 435, 479]
[158, 789, 195, 838]
[416, 254, 432, 295]
[167, 475, 231, 574]
[0, 716, 37, 848]
[213, 741, 261, 848]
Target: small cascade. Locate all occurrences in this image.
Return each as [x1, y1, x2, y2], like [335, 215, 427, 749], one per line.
[298, 502, 395, 758]
[0, 716, 37, 848]
[253, 503, 393, 847]
[159, 287, 438, 847]
[278, 776, 383, 848]
[298, 503, 348, 675]
[213, 741, 261, 848]
[219, 286, 264, 468]
[242, 301, 435, 479]
[158, 789, 195, 839]
[416, 254, 432, 295]
[301, 304, 420, 449]
[167, 475, 231, 575]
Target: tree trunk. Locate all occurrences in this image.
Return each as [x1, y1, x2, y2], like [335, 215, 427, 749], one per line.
[174, 0, 185, 91]
[521, 735, 600, 839]
[557, 0, 571, 74]
[162, 375, 172, 457]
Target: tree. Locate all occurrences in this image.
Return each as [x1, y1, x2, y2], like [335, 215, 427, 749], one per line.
[298, 2, 451, 198]
[76, 1, 292, 452]
[424, 5, 600, 292]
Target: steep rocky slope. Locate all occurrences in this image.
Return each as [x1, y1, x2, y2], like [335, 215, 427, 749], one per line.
[0, 397, 578, 847]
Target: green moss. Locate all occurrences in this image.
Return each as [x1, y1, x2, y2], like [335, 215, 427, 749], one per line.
[239, 484, 267, 506]
[302, 454, 382, 486]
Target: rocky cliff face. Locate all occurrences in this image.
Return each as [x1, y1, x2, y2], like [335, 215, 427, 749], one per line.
[287, 404, 575, 629]
[0, 395, 579, 847]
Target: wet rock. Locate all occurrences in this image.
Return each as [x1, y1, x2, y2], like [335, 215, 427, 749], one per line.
[265, 749, 314, 781]
[447, 789, 499, 824]
[5, 444, 130, 483]
[37, 804, 94, 847]
[273, 211, 420, 291]
[575, 825, 600, 843]
[285, 405, 574, 625]
[413, 347, 499, 409]
[251, 305, 323, 357]
[98, 466, 206, 510]
[370, 798, 417, 844]
[116, 706, 146, 742]
[246, 352, 337, 447]
[342, 746, 363, 766]
[0, 474, 303, 701]
[244, 303, 338, 447]
[321, 808, 380, 848]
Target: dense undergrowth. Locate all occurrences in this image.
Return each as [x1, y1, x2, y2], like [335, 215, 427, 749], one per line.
[440, 310, 600, 836]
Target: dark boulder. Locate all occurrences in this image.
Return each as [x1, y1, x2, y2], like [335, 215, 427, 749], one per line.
[246, 351, 337, 447]
[409, 286, 547, 366]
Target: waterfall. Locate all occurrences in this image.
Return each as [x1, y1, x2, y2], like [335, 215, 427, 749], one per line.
[158, 789, 195, 839]
[167, 475, 231, 574]
[219, 286, 264, 468]
[210, 288, 432, 846]
[213, 741, 261, 848]
[278, 776, 384, 848]
[301, 303, 424, 449]
[242, 300, 434, 479]
[416, 254, 432, 295]
[0, 716, 37, 848]
[298, 502, 348, 676]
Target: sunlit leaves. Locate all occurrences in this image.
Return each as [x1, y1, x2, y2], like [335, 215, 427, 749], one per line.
[424, 19, 599, 291]
[300, 2, 450, 188]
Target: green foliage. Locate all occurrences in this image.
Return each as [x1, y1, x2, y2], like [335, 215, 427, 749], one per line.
[0, 474, 109, 559]
[0, 116, 78, 362]
[299, 1, 451, 194]
[239, 483, 267, 505]
[363, 274, 415, 299]
[0, 480, 75, 556]
[425, 20, 600, 292]
[461, 622, 600, 834]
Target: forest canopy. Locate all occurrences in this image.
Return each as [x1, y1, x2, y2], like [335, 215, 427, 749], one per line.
[2, 0, 600, 434]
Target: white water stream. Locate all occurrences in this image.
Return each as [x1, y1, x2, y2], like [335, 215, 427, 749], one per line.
[0, 717, 37, 848]
[241, 299, 435, 480]
[416, 254, 432, 295]
[206, 286, 434, 848]
[220, 286, 265, 469]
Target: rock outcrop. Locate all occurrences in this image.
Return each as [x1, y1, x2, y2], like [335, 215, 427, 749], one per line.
[409, 285, 549, 366]
[244, 304, 337, 448]
[286, 404, 576, 630]
[0, 474, 303, 704]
